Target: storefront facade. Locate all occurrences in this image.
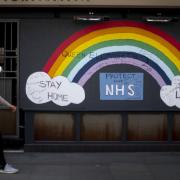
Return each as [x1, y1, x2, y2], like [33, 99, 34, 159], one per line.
[0, 0, 180, 151]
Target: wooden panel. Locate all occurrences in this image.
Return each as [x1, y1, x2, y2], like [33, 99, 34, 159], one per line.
[128, 113, 168, 141]
[34, 113, 75, 141]
[81, 113, 122, 141]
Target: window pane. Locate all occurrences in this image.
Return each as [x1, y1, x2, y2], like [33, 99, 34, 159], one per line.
[81, 113, 122, 141]
[128, 113, 168, 141]
[0, 110, 16, 135]
[34, 113, 75, 141]
[173, 113, 180, 141]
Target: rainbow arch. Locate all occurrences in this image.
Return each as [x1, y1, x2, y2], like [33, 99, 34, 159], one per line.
[43, 21, 180, 87]
[77, 57, 167, 87]
[73, 52, 171, 87]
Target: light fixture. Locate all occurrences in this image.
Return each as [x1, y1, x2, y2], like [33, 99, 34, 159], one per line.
[74, 16, 109, 22]
[144, 16, 178, 23]
[0, 66, 3, 72]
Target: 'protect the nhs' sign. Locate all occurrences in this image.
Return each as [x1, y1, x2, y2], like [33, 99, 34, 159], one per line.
[100, 73, 144, 100]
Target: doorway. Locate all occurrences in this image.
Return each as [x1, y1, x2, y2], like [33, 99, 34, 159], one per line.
[0, 21, 19, 140]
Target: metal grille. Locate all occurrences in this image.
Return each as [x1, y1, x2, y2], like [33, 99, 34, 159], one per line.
[0, 22, 18, 108]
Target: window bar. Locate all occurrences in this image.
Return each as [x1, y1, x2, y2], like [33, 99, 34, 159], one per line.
[3, 23, 6, 100]
[10, 23, 13, 74]
[4, 23, 6, 74]
[11, 22, 12, 51]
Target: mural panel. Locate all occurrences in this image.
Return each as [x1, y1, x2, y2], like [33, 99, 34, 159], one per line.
[20, 20, 180, 111]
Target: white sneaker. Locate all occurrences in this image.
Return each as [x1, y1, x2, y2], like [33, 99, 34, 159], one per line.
[0, 164, 19, 174]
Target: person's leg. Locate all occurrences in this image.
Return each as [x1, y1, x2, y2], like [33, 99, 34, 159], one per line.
[0, 132, 19, 173]
[0, 133, 6, 169]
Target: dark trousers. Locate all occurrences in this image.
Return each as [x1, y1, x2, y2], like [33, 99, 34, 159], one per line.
[0, 133, 6, 169]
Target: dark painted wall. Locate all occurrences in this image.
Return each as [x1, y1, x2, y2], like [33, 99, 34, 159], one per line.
[18, 9, 180, 111]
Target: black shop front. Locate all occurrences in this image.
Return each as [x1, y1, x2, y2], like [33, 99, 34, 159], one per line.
[0, 5, 180, 151]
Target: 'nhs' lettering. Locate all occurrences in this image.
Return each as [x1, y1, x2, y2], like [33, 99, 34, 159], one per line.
[100, 73, 144, 100]
[105, 84, 135, 96]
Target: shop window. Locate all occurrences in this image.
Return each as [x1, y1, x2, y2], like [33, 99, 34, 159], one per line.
[81, 113, 122, 141]
[128, 113, 168, 141]
[173, 113, 180, 141]
[0, 110, 16, 135]
[34, 113, 75, 141]
[0, 21, 18, 136]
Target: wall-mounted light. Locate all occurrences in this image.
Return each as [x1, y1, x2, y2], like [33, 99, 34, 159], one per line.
[144, 16, 178, 23]
[74, 16, 109, 22]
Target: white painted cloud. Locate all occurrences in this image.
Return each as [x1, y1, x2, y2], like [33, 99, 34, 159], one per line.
[26, 72, 85, 106]
[160, 76, 180, 108]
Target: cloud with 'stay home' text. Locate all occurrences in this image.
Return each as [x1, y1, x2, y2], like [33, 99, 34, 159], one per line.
[26, 72, 85, 106]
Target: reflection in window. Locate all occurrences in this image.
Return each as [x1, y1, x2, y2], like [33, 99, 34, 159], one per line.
[81, 113, 122, 141]
[173, 113, 180, 141]
[0, 110, 16, 135]
[34, 113, 75, 141]
[128, 113, 168, 141]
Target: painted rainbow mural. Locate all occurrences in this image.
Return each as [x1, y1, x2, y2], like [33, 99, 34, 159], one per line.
[43, 21, 180, 87]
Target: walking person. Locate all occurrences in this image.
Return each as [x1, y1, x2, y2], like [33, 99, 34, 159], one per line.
[0, 96, 19, 174]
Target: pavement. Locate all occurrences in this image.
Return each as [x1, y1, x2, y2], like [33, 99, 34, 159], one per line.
[1, 151, 180, 180]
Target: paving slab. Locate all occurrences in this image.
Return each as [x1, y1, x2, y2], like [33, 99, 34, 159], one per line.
[1, 152, 180, 180]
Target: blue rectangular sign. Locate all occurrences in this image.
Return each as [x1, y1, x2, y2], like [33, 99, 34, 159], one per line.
[100, 73, 144, 100]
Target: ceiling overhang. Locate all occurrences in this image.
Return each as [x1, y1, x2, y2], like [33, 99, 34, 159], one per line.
[0, 0, 180, 8]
